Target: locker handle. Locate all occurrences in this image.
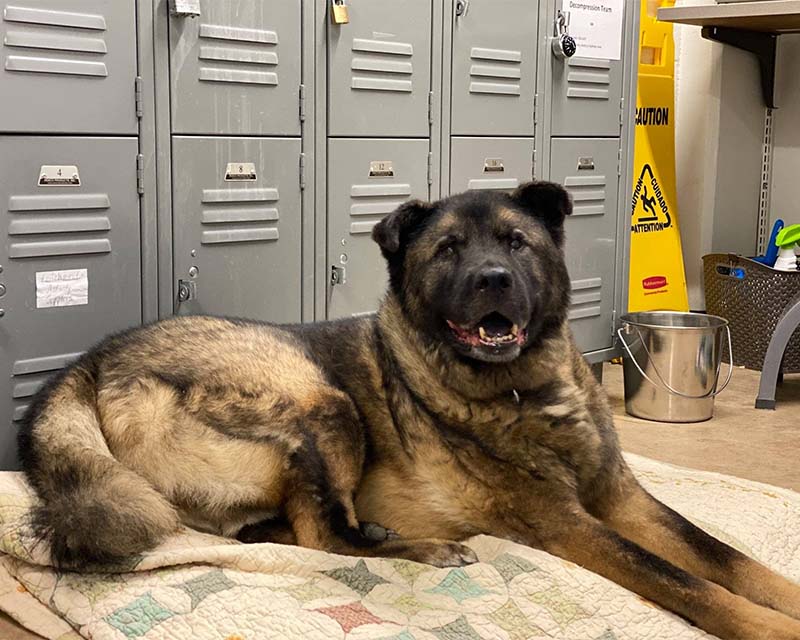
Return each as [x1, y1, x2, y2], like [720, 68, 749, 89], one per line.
[455, 0, 469, 18]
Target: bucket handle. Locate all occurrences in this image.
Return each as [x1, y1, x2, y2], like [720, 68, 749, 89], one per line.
[616, 323, 734, 399]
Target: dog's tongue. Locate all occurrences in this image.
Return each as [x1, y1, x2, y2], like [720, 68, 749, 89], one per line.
[479, 312, 513, 337]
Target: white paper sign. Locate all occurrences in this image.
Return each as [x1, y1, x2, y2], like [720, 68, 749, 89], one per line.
[36, 269, 89, 309]
[564, 0, 624, 61]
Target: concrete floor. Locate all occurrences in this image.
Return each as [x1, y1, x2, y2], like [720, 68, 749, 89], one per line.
[609, 363, 800, 492]
[2, 364, 799, 639]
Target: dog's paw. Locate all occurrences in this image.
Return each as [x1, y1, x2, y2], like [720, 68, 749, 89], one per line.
[360, 521, 400, 542]
[416, 541, 478, 568]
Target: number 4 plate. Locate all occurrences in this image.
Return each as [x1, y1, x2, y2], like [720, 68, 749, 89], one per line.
[39, 165, 81, 187]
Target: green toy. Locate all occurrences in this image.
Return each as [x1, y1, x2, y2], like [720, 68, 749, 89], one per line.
[774, 224, 800, 271]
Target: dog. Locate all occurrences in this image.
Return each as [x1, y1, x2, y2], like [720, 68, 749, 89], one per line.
[18, 182, 800, 639]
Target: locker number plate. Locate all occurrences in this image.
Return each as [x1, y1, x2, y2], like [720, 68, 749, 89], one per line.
[369, 161, 394, 178]
[225, 163, 257, 182]
[484, 158, 505, 173]
[38, 165, 80, 187]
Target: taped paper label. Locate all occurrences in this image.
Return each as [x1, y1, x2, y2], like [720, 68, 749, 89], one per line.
[36, 269, 88, 309]
[564, 0, 624, 61]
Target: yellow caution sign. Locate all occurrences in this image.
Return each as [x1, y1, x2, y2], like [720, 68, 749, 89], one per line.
[628, 0, 689, 312]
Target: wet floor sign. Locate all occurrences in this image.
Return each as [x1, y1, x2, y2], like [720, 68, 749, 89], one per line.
[628, 0, 688, 312]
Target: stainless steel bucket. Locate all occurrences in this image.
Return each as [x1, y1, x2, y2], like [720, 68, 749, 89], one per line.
[617, 312, 733, 423]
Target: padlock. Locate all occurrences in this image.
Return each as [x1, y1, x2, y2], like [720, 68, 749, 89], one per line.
[331, 0, 349, 25]
[551, 10, 577, 60]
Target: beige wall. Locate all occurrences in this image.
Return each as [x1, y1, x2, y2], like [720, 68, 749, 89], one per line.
[671, 2, 765, 309]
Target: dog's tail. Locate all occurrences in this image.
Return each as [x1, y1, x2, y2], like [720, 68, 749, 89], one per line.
[17, 359, 180, 567]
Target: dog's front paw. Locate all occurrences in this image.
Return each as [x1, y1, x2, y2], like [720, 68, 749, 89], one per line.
[360, 521, 401, 542]
[414, 540, 478, 568]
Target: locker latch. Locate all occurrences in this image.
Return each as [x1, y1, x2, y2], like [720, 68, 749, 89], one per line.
[169, 0, 201, 18]
[455, 0, 469, 18]
[551, 11, 577, 60]
[177, 279, 197, 303]
[330, 265, 347, 287]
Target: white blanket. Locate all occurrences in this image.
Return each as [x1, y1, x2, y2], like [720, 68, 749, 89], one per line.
[1, 453, 798, 640]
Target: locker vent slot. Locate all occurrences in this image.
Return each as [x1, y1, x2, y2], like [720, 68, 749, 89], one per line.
[569, 278, 603, 320]
[564, 175, 607, 216]
[349, 183, 410, 235]
[468, 47, 522, 96]
[4, 32, 107, 54]
[200, 188, 280, 245]
[7, 191, 113, 259]
[9, 215, 110, 235]
[198, 23, 279, 86]
[564, 175, 606, 216]
[10, 351, 81, 422]
[3, 5, 109, 78]
[9, 194, 110, 211]
[9, 239, 110, 258]
[350, 38, 413, 94]
[3, 6, 107, 30]
[467, 178, 519, 191]
[12, 352, 82, 375]
[566, 58, 611, 100]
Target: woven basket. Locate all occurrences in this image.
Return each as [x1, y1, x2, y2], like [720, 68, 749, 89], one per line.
[702, 253, 800, 372]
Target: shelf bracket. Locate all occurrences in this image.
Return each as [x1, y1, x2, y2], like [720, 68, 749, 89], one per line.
[701, 26, 779, 109]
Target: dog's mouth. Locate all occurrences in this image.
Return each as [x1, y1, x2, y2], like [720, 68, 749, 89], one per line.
[446, 312, 527, 349]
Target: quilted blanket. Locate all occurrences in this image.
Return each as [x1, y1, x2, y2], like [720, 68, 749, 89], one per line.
[1, 453, 799, 640]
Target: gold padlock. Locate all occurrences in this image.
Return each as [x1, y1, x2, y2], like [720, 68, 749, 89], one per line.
[331, 0, 349, 24]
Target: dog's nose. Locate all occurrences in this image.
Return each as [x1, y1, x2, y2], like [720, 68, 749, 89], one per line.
[476, 266, 513, 293]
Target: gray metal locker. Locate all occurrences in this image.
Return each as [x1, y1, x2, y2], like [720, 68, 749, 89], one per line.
[0, 0, 138, 134]
[0, 136, 142, 469]
[171, 136, 302, 324]
[550, 138, 619, 353]
[449, 137, 535, 194]
[450, 0, 538, 136]
[328, 0, 433, 137]
[169, 0, 301, 136]
[550, 56, 623, 137]
[327, 138, 430, 319]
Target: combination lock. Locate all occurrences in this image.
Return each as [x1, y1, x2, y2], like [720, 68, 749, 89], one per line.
[552, 10, 577, 60]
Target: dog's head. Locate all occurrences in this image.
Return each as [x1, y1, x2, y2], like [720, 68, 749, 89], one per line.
[372, 181, 572, 364]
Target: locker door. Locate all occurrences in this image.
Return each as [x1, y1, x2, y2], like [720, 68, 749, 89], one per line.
[0, 1, 137, 134]
[449, 137, 534, 194]
[328, 139, 430, 319]
[550, 138, 619, 353]
[172, 137, 302, 323]
[450, 0, 538, 136]
[328, 0, 432, 137]
[0, 136, 141, 470]
[550, 57, 623, 137]
[170, 0, 301, 136]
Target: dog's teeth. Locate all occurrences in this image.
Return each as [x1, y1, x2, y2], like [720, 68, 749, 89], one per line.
[478, 327, 487, 340]
[511, 324, 519, 336]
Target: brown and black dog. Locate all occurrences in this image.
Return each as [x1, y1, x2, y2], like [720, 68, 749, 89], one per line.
[18, 182, 800, 639]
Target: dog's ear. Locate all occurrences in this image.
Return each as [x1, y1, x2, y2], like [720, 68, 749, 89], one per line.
[372, 199, 435, 255]
[510, 181, 572, 246]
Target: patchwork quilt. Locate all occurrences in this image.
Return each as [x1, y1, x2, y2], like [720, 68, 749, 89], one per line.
[1, 453, 799, 640]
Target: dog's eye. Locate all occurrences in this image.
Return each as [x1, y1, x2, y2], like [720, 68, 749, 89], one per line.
[436, 237, 459, 258]
[509, 234, 525, 251]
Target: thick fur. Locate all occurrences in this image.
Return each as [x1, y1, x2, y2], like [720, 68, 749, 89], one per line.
[18, 182, 800, 638]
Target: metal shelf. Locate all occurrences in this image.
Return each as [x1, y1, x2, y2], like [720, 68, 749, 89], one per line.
[658, 1, 800, 108]
[658, 1, 800, 33]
